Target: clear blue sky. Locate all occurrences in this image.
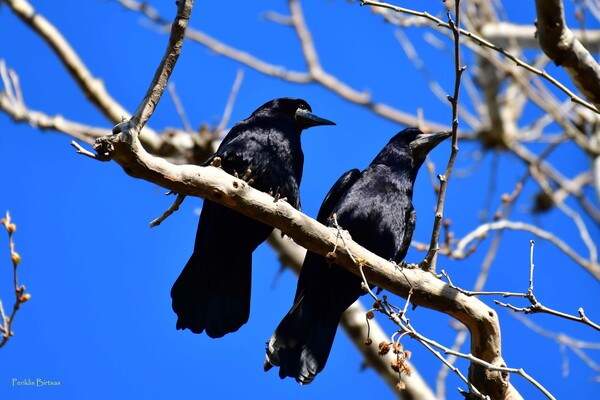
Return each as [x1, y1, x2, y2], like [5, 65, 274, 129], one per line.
[1, 1, 599, 399]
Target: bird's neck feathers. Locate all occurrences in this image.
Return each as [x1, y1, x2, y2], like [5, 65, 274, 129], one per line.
[372, 142, 423, 181]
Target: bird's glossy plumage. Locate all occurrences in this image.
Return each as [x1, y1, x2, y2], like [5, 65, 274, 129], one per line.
[264, 128, 450, 383]
[171, 98, 334, 338]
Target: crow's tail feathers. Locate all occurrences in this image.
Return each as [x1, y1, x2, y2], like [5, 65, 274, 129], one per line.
[264, 296, 339, 384]
[171, 251, 252, 338]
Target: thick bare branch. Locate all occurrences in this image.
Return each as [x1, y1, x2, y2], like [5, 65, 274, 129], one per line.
[535, 0, 600, 110]
[481, 22, 600, 52]
[128, 0, 193, 133]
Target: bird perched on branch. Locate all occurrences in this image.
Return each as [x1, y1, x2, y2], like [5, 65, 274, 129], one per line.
[171, 98, 335, 338]
[264, 127, 450, 384]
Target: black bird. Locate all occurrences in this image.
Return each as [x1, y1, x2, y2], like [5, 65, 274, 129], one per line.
[172, 98, 335, 338]
[264, 128, 450, 384]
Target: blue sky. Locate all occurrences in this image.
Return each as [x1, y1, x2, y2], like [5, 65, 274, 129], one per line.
[1, 1, 599, 399]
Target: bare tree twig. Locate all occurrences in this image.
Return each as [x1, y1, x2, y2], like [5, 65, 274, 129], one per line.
[0, 61, 204, 163]
[168, 83, 193, 132]
[70, 140, 103, 160]
[215, 68, 244, 135]
[508, 141, 600, 224]
[394, 29, 479, 130]
[331, 215, 491, 399]
[421, 2, 463, 273]
[480, 22, 600, 52]
[528, 167, 598, 265]
[0, 211, 30, 349]
[150, 193, 186, 228]
[0, 60, 110, 144]
[496, 301, 600, 332]
[437, 174, 523, 398]
[442, 270, 528, 299]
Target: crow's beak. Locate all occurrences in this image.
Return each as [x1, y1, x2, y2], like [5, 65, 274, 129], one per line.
[410, 131, 451, 157]
[295, 108, 336, 128]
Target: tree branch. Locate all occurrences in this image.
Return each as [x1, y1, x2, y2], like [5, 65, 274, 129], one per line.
[128, 0, 193, 133]
[535, 0, 600, 110]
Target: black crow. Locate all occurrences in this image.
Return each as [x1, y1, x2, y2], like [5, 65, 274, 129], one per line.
[264, 128, 450, 383]
[172, 98, 335, 338]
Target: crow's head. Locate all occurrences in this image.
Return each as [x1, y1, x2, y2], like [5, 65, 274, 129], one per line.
[252, 98, 335, 129]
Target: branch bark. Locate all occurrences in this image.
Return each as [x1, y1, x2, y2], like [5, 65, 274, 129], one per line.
[535, 0, 600, 110]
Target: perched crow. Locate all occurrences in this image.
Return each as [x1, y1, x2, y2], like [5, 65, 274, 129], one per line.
[172, 98, 335, 338]
[264, 128, 450, 384]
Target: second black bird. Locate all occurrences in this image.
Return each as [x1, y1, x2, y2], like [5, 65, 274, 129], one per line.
[171, 98, 335, 338]
[264, 127, 450, 384]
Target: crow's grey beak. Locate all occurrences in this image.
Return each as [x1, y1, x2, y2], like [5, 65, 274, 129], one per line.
[410, 131, 451, 156]
[295, 108, 336, 128]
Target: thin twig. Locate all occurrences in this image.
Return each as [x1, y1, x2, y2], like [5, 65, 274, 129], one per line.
[70, 141, 102, 160]
[150, 193, 186, 228]
[215, 68, 244, 135]
[442, 270, 527, 298]
[168, 83, 193, 132]
[0, 211, 29, 348]
[420, 1, 463, 273]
